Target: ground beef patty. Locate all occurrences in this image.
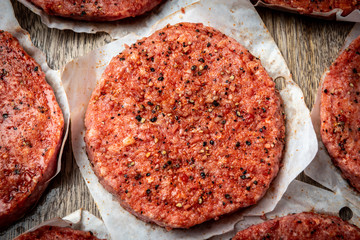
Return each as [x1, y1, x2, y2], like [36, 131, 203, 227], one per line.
[233, 212, 360, 239]
[14, 226, 105, 240]
[321, 36, 360, 192]
[26, 0, 163, 21]
[261, 0, 359, 16]
[0, 31, 64, 227]
[85, 22, 285, 228]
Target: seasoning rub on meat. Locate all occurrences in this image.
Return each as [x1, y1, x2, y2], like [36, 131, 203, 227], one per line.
[15, 226, 105, 240]
[85, 22, 285, 229]
[321, 35, 360, 192]
[0, 30, 64, 227]
[262, 0, 359, 16]
[233, 212, 360, 240]
[27, 0, 163, 21]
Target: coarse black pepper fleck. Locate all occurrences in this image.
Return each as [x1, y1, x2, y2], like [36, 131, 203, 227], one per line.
[212, 100, 220, 107]
[135, 115, 142, 122]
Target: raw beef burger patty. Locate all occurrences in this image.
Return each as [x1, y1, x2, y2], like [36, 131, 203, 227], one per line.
[15, 226, 104, 240]
[233, 212, 360, 239]
[262, 0, 359, 16]
[85, 22, 285, 228]
[27, 0, 163, 21]
[321, 36, 360, 192]
[0, 31, 64, 227]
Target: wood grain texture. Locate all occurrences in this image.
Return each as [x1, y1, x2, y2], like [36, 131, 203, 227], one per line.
[0, 1, 355, 239]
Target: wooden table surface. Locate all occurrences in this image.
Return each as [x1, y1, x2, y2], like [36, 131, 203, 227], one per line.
[2, 1, 355, 239]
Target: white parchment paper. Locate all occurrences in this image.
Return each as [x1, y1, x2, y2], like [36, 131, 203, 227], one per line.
[63, 0, 317, 239]
[211, 180, 360, 239]
[15, 209, 109, 239]
[0, 0, 70, 179]
[16, 0, 199, 39]
[253, 0, 360, 22]
[305, 23, 360, 209]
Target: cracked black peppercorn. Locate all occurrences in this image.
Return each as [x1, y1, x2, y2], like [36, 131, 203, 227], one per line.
[212, 100, 220, 107]
[135, 115, 142, 122]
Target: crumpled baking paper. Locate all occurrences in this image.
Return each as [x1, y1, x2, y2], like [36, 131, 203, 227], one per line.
[63, 0, 317, 239]
[211, 180, 360, 239]
[0, 0, 70, 183]
[16, 0, 199, 39]
[305, 23, 360, 209]
[14, 209, 109, 239]
[253, 0, 360, 22]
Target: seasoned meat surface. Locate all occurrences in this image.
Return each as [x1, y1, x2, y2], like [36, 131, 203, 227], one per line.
[0, 30, 64, 227]
[15, 226, 105, 240]
[85, 22, 285, 228]
[263, 0, 359, 16]
[234, 212, 360, 240]
[321, 35, 360, 192]
[27, 0, 163, 21]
